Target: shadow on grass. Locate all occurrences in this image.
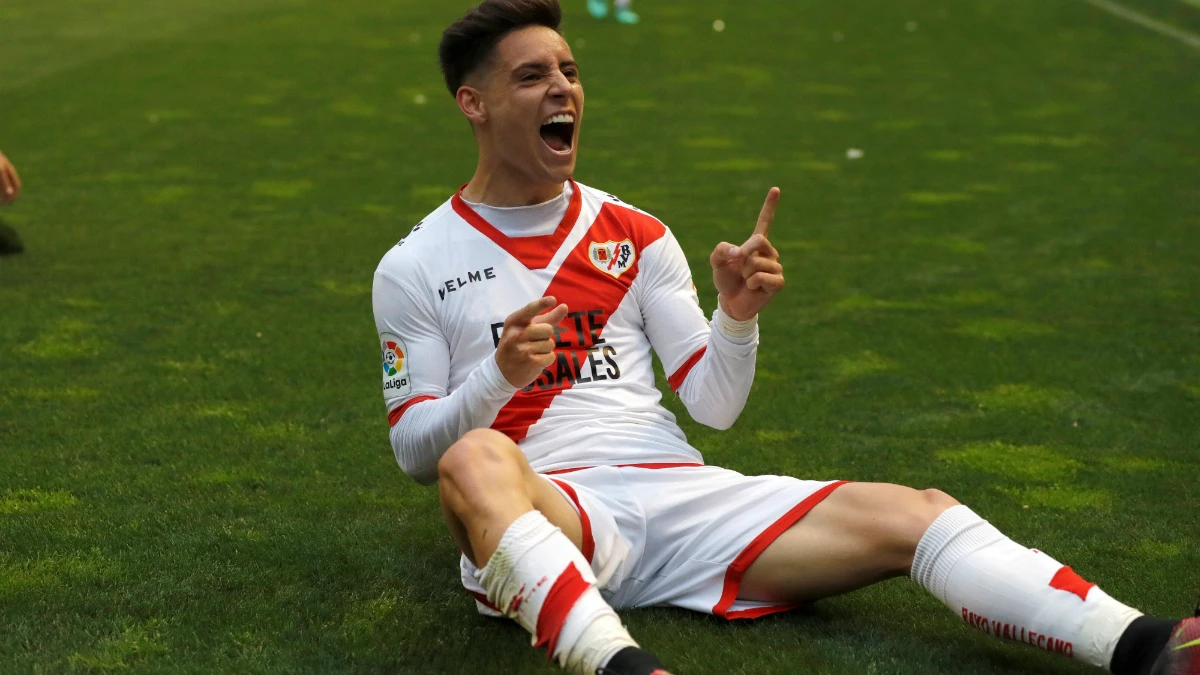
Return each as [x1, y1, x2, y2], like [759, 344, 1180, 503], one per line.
[0, 217, 24, 255]
[620, 600, 1090, 675]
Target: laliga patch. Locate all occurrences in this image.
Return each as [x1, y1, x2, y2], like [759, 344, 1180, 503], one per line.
[380, 333, 411, 397]
[588, 239, 636, 278]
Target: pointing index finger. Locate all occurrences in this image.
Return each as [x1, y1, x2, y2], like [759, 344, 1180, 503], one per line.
[507, 296, 556, 328]
[753, 187, 780, 238]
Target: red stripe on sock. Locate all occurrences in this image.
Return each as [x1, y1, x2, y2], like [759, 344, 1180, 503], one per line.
[533, 563, 592, 658]
[1048, 566, 1096, 601]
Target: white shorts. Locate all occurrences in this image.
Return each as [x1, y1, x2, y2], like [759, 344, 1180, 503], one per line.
[461, 464, 847, 619]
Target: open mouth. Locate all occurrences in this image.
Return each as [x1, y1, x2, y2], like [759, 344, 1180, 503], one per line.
[540, 113, 575, 153]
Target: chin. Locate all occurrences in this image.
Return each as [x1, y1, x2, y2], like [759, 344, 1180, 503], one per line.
[549, 162, 576, 182]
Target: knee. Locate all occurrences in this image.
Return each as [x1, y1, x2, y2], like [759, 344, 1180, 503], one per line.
[889, 489, 961, 572]
[909, 489, 960, 531]
[437, 429, 526, 493]
[920, 488, 960, 514]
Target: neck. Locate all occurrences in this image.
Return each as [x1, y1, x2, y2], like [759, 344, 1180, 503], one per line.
[461, 155, 565, 207]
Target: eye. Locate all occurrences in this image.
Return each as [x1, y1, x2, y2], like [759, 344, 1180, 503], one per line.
[522, 73, 541, 82]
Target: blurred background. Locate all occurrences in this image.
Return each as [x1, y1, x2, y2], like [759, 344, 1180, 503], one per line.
[1, 1, 1198, 673]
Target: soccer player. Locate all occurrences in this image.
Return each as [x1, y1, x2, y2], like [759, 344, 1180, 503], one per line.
[371, 2, 1199, 674]
[0, 150, 20, 205]
[587, 0, 638, 25]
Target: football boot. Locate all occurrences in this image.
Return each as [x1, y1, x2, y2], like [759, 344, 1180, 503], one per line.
[596, 646, 674, 675]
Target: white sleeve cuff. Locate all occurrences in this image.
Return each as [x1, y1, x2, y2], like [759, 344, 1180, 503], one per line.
[713, 307, 758, 345]
[481, 351, 520, 396]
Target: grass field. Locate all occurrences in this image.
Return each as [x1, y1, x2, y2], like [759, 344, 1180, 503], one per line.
[2, 0, 1199, 672]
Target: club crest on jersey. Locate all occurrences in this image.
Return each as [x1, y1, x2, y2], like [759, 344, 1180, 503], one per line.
[380, 333, 411, 397]
[589, 239, 636, 278]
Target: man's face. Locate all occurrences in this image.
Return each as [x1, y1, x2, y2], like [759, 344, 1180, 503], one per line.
[471, 26, 583, 186]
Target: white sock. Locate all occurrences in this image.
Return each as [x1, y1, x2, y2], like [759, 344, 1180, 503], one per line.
[615, 0, 632, 10]
[477, 511, 637, 675]
[911, 505, 1141, 668]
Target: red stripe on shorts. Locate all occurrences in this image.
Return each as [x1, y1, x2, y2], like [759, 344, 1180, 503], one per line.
[713, 480, 850, 619]
[388, 395, 438, 427]
[533, 562, 592, 658]
[549, 479, 595, 563]
[1048, 566, 1096, 601]
[542, 462, 704, 476]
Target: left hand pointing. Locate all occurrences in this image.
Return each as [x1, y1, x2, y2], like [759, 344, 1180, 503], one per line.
[710, 187, 785, 321]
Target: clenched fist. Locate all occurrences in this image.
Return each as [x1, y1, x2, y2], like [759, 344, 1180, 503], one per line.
[495, 296, 570, 389]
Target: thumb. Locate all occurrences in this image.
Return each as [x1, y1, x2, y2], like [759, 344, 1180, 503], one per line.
[709, 242, 741, 269]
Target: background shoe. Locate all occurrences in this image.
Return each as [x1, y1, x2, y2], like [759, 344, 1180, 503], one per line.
[615, 8, 640, 24]
[1152, 616, 1200, 675]
[587, 0, 609, 19]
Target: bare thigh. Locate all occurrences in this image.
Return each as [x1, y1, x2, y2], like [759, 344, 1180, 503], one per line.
[739, 482, 959, 604]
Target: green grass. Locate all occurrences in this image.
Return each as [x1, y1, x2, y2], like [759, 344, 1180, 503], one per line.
[2, 0, 1199, 672]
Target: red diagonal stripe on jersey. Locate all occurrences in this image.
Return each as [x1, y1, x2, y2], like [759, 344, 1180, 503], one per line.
[490, 203, 666, 443]
[1048, 566, 1096, 601]
[453, 179, 583, 270]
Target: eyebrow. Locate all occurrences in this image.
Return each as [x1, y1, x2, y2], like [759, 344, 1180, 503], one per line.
[512, 59, 579, 73]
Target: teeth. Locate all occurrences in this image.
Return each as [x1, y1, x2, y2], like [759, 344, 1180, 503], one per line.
[542, 113, 574, 126]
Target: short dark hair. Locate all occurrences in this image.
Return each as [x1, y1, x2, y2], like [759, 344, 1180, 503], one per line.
[438, 0, 563, 96]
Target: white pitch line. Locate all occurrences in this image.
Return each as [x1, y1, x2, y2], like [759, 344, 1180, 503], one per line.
[1180, 0, 1200, 11]
[1081, 0, 1200, 49]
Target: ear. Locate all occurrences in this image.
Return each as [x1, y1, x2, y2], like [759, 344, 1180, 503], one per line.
[456, 86, 488, 125]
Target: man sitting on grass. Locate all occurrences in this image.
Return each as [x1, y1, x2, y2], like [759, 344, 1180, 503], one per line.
[371, 2, 1198, 673]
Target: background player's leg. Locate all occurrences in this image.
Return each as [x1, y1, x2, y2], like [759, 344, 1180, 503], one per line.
[437, 430, 642, 675]
[613, 0, 638, 24]
[740, 482, 1172, 672]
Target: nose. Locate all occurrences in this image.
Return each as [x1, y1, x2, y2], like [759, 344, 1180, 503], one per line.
[547, 68, 571, 98]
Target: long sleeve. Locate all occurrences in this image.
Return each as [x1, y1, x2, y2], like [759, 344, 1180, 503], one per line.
[636, 228, 758, 430]
[373, 268, 518, 484]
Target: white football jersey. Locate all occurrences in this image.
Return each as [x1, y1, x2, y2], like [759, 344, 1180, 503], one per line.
[373, 180, 755, 479]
